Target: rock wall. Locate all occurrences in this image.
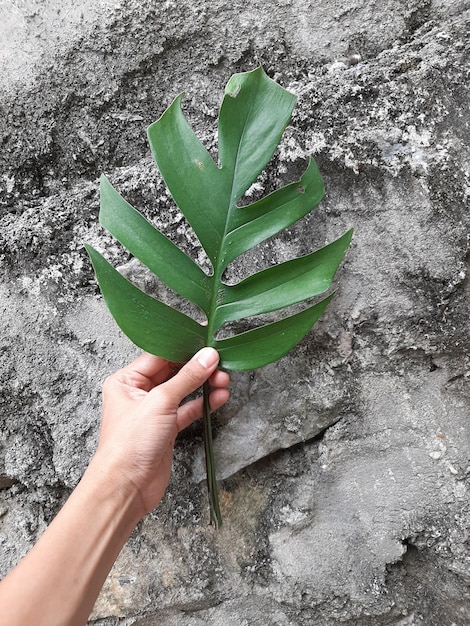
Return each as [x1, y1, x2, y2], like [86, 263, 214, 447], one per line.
[1, 1, 469, 624]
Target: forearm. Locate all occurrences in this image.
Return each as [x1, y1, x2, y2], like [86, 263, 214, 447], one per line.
[0, 348, 227, 625]
[0, 456, 143, 626]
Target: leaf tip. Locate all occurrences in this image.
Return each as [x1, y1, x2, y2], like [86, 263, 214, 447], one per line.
[344, 227, 354, 245]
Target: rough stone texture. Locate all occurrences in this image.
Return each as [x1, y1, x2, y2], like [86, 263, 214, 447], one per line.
[1, 1, 469, 625]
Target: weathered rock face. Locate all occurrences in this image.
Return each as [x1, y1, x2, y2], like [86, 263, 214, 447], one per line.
[1, 1, 469, 624]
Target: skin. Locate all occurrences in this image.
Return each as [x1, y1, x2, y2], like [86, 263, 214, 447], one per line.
[0, 347, 230, 626]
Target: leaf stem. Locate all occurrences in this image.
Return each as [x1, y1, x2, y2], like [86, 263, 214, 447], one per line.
[202, 380, 222, 528]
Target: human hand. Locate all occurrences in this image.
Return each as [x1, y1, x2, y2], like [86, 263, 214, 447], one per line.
[93, 348, 230, 518]
[0, 349, 230, 626]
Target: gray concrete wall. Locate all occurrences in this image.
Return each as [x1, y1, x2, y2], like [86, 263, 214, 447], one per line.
[0, 1, 469, 624]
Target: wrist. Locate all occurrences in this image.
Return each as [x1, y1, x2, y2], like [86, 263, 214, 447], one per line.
[83, 453, 147, 527]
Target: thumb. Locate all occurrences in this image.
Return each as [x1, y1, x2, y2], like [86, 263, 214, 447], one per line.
[159, 347, 220, 404]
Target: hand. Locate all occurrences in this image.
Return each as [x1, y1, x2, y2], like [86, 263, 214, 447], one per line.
[93, 348, 230, 518]
[0, 349, 230, 626]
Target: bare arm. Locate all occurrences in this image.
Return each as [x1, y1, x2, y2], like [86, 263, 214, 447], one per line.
[0, 347, 229, 626]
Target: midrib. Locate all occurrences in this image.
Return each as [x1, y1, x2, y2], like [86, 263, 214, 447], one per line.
[206, 95, 256, 345]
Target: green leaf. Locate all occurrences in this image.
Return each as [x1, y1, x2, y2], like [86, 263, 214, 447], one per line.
[85, 66, 353, 528]
[99, 174, 211, 313]
[221, 157, 324, 267]
[148, 67, 297, 269]
[87, 67, 351, 370]
[215, 294, 335, 371]
[84, 244, 205, 362]
[218, 67, 297, 203]
[215, 229, 353, 328]
[147, 93, 227, 266]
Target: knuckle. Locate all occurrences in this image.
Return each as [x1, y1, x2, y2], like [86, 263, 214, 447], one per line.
[152, 386, 170, 406]
[102, 374, 116, 392]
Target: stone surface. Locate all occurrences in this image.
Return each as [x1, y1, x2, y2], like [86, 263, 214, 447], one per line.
[0, 1, 469, 625]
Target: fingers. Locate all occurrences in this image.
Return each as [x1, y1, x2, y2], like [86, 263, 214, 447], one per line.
[176, 387, 230, 432]
[208, 368, 230, 389]
[175, 364, 230, 432]
[116, 352, 179, 390]
[158, 348, 220, 405]
[123, 352, 168, 375]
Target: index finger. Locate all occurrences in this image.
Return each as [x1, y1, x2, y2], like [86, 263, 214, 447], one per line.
[120, 352, 180, 387]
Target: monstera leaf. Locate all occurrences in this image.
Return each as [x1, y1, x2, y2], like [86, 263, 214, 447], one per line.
[85, 67, 352, 527]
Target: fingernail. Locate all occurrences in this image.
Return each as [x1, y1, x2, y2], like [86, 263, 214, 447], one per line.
[195, 347, 219, 368]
